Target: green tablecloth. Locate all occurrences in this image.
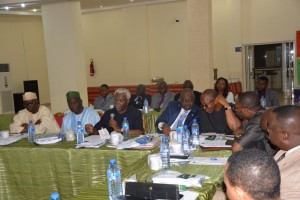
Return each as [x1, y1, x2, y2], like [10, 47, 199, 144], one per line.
[71, 149, 231, 200]
[0, 114, 14, 131]
[143, 110, 163, 134]
[0, 139, 154, 200]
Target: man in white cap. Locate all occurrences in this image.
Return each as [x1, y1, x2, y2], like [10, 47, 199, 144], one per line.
[9, 92, 60, 134]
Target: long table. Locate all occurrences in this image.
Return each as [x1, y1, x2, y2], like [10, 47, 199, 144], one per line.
[71, 148, 231, 200]
[0, 139, 154, 200]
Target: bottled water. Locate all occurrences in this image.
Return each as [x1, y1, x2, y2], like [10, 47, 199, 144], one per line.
[160, 136, 170, 170]
[107, 159, 123, 199]
[191, 119, 200, 146]
[122, 117, 130, 140]
[260, 96, 266, 108]
[76, 121, 84, 144]
[143, 99, 149, 113]
[28, 120, 36, 142]
[182, 125, 191, 153]
[50, 192, 60, 200]
[176, 120, 183, 144]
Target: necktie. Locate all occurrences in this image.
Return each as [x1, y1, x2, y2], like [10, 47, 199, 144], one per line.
[176, 111, 189, 127]
[158, 94, 165, 108]
[276, 152, 286, 163]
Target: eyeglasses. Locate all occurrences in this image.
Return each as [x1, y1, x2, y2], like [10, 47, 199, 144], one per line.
[201, 98, 215, 109]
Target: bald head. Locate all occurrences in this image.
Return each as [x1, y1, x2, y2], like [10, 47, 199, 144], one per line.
[272, 105, 300, 135]
[237, 91, 260, 111]
[202, 89, 217, 99]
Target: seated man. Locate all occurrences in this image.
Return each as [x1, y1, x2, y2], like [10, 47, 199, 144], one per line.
[130, 84, 151, 109]
[224, 149, 280, 200]
[232, 91, 274, 153]
[151, 81, 175, 110]
[199, 89, 240, 135]
[93, 84, 114, 111]
[9, 92, 60, 134]
[87, 88, 143, 136]
[156, 88, 200, 136]
[62, 91, 100, 134]
[174, 80, 202, 108]
[266, 105, 300, 199]
[255, 76, 280, 108]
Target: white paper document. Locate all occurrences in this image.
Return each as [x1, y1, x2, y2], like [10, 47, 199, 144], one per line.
[76, 135, 106, 148]
[0, 133, 28, 146]
[189, 157, 228, 165]
[199, 137, 231, 148]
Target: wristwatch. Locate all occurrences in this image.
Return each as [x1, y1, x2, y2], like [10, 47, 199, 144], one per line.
[224, 105, 232, 110]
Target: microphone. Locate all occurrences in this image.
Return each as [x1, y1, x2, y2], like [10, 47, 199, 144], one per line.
[110, 113, 115, 120]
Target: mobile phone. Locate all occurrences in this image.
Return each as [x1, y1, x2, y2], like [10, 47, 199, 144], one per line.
[205, 135, 216, 140]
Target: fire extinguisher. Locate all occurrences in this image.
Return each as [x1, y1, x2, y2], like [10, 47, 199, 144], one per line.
[90, 59, 95, 76]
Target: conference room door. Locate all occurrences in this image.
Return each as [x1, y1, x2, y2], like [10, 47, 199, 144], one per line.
[244, 42, 295, 99]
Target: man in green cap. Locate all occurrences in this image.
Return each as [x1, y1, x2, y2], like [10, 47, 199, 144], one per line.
[61, 91, 100, 134]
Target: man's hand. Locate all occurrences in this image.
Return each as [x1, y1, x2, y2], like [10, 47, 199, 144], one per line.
[109, 119, 121, 132]
[85, 124, 98, 135]
[35, 119, 42, 125]
[21, 123, 28, 133]
[162, 124, 171, 137]
[215, 95, 230, 107]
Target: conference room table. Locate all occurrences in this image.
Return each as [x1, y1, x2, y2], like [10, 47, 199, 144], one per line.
[0, 138, 155, 200]
[71, 148, 231, 200]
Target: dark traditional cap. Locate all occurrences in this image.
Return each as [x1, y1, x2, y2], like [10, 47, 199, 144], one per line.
[66, 91, 80, 99]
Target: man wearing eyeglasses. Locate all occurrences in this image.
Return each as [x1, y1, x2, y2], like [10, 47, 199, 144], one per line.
[232, 91, 275, 154]
[155, 88, 200, 136]
[199, 89, 240, 135]
[9, 92, 60, 134]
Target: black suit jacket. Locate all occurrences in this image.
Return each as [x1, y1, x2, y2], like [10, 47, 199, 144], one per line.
[155, 101, 201, 133]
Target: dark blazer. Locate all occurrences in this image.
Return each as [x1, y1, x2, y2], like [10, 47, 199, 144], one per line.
[255, 89, 280, 107]
[130, 94, 151, 109]
[155, 101, 201, 133]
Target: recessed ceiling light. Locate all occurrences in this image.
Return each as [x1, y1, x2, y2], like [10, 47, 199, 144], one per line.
[5, 6, 9, 10]
[99, 5, 103, 8]
[33, 9, 37, 12]
[21, 3, 25, 8]
[130, 0, 134, 2]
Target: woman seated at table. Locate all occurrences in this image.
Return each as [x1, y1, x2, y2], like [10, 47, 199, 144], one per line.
[214, 77, 235, 104]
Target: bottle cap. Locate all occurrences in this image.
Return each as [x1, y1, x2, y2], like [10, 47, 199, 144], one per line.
[50, 192, 60, 199]
[110, 159, 116, 164]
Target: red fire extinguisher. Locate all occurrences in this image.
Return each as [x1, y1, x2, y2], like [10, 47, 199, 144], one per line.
[90, 59, 95, 76]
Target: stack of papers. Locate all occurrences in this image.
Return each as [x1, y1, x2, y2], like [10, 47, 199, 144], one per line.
[199, 138, 231, 148]
[114, 136, 161, 150]
[76, 135, 106, 148]
[152, 170, 209, 188]
[189, 157, 228, 165]
[0, 133, 28, 146]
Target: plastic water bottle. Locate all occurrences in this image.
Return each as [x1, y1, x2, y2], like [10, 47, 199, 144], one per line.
[28, 120, 36, 142]
[176, 120, 183, 144]
[182, 125, 191, 153]
[122, 117, 130, 140]
[50, 192, 60, 200]
[107, 159, 123, 199]
[191, 119, 200, 147]
[143, 99, 149, 113]
[160, 136, 170, 170]
[260, 96, 266, 108]
[76, 121, 84, 144]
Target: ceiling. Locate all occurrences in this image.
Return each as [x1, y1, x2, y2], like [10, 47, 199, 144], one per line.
[0, 0, 180, 15]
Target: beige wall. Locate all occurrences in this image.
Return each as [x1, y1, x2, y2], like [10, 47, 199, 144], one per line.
[82, 1, 189, 86]
[0, 15, 49, 104]
[2, 0, 300, 107]
[212, 0, 300, 89]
